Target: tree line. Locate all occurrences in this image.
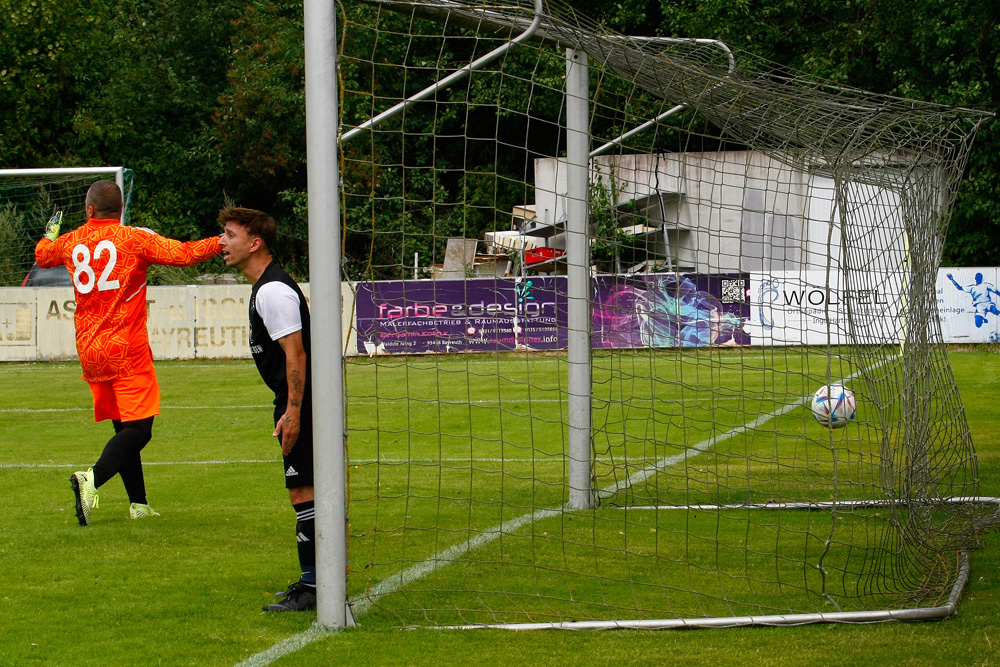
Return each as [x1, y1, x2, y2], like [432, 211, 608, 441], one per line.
[1, 0, 996, 281]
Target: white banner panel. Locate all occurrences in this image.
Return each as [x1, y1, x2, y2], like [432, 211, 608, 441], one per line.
[0, 292, 42, 361]
[340, 283, 357, 357]
[937, 267, 1000, 343]
[747, 270, 904, 346]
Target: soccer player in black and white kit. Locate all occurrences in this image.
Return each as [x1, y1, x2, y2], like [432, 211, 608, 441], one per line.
[218, 206, 317, 612]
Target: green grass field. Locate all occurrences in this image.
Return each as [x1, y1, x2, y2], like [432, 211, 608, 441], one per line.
[1, 347, 997, 666]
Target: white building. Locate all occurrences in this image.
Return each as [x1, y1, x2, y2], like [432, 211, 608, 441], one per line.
[515, 150, 908, 279]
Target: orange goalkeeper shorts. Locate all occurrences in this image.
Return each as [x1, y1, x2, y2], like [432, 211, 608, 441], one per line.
[88, 370, 161, 423]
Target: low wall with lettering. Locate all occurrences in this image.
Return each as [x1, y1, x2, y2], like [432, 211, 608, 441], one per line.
[0, 269, 994, 363]
[0, 283, 359, 362]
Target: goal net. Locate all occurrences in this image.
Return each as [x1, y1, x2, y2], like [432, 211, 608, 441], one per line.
[0, 168, 134, 286]
[336, 0, 995, 627]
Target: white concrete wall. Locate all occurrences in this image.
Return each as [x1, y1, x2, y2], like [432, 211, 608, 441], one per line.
[0, 283, 359, 362]
[536, 151, 814, 274]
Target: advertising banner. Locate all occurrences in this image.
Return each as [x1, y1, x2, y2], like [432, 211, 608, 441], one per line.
[937, 268, 1000, 343]
[746, 270, 904, 346]
[354, 278, 566, 355]
[2, 269, 996, 363]
[591, 273, 750, 348]
[355, 274, 751, 355]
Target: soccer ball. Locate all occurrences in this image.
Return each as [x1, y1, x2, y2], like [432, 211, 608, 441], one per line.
[810, 385, 857, 429]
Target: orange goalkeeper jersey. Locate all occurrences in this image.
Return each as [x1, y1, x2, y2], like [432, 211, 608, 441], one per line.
[35, 219, 221, 382]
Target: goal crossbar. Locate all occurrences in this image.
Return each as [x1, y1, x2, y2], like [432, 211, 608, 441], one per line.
[0, 167, 128, 192]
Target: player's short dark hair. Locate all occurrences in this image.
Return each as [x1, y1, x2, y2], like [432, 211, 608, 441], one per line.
[218, 206, 277, 251]
[85, 180, 123, 219]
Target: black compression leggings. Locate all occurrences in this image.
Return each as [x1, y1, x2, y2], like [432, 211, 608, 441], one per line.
[92, 416, 154, 505]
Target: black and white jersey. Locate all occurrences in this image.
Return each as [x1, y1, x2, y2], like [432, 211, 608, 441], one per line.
[248, 262, 312, 413]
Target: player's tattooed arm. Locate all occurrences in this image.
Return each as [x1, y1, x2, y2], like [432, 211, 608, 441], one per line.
[276, 330, 308, 455]
[289, 369, 304, 406]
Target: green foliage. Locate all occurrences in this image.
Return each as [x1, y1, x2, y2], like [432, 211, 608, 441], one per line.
[652, 0, 1000, 265]
[589, 164, 629, 272]
[0, 203, 31, 285]
[0, 0, 90, 166]
[949, 122, 1000, 266]
[336, 7, 567, 279]
[0, 0, 996, 272]
[72, 1, 246, 239]
[211, 0, 307, 205]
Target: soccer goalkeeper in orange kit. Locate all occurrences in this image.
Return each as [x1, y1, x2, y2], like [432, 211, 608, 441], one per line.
[35, 180, 221, 526]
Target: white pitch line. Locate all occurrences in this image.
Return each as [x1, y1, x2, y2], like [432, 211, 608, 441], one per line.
[596, 398, 810, 500]
[2, 394, 772, 414]
[0, 362, 257, 373]
[348, 396, 812, 613]
[2, 456, 671, 470]
[349, 506, 563, 619]
[0, 459, 279, 469]
[1, 407, 93, 413]
[233, 623, 339, 667]
[235, 384, 823, 666]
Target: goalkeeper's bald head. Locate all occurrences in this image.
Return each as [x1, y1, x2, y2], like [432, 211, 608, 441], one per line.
[85, 180, 123, 219]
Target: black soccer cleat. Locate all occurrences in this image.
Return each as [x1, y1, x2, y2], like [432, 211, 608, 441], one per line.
[263, 581, 317, 612]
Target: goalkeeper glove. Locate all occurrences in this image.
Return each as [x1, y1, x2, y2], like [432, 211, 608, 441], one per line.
[43, 211, 63, 241]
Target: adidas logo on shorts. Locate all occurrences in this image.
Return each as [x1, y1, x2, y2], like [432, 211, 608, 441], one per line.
[285, 466, 299, 478]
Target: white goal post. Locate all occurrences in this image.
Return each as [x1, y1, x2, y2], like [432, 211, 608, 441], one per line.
[0, 167, 128, 193]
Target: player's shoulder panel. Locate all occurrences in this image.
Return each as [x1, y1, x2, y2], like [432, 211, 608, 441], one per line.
[120, 225, 160, 248]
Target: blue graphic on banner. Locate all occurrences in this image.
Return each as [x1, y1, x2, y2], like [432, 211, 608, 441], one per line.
[758, 278, 780, 331]
[946, 272, 1000, 328]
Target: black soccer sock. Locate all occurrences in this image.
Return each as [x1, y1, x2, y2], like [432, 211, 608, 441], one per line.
[93, 417, 154, 504]
[293, 501, 316, 586]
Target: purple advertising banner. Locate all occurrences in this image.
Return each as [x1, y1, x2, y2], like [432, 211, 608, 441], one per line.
[355, 277, 567, 354]
[592, 274, 751, 348]
[355, 274, 750, 355]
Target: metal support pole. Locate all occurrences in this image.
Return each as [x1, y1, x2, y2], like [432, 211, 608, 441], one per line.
[304, 0, 350, 628]
[341, 0, 544, 145]
[565, 48, 593, 510]
[589, 38, 735, 159]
